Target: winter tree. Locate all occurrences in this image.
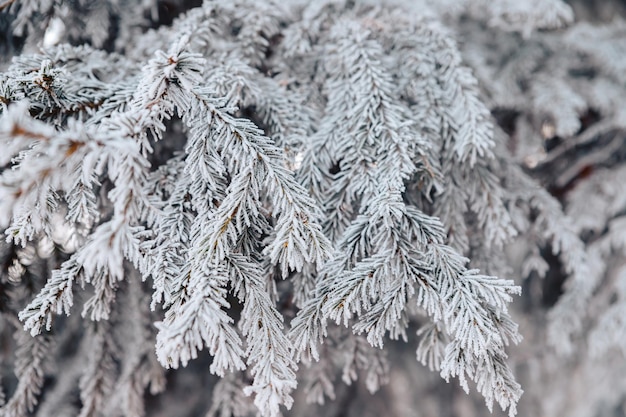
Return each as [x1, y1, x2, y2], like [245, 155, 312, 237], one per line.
[0, 0, 624, 416]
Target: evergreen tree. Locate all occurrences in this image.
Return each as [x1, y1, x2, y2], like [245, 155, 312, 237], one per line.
[0, 1, 624, 416]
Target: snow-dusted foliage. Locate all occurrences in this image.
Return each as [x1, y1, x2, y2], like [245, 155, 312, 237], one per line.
[0, 0, 624, 416]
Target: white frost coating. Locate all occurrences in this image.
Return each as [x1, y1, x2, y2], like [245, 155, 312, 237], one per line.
[3, 1, 624, 417]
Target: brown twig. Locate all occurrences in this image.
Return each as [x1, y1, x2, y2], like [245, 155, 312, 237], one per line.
[0, 0, 17, 12]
